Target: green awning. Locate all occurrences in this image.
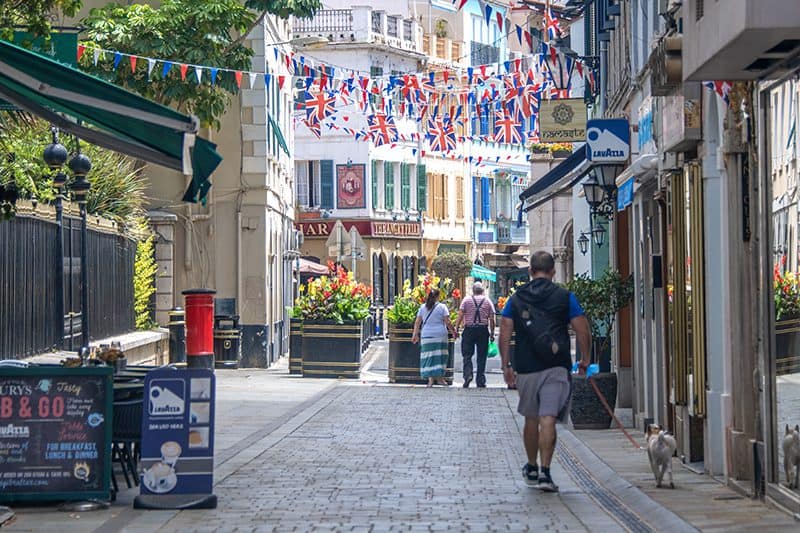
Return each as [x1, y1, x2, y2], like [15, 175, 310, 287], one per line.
[268, 113, 290, 157]
[470, 264, 497, 282]
[0, 39, 222, 203]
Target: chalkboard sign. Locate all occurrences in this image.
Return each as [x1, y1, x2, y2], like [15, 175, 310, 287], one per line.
[0, 366, 112, 502]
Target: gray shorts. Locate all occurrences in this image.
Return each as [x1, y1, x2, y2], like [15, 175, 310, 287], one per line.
[516, 366, 571, 422]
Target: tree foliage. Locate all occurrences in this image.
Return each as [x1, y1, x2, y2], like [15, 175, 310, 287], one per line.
[79, 0, 322, 130]
[431, 253, 473, 286]
[134, 225, 158, 330]
[564, 269, 634, 355]
[0, 0, 82, 40]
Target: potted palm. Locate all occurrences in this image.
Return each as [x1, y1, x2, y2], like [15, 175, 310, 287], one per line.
[386, 273, 457, 384]
[564, 269, 634, 429]
[290, 262, 372, 378]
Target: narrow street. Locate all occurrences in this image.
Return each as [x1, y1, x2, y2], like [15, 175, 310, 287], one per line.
[5, 342, 797, 532]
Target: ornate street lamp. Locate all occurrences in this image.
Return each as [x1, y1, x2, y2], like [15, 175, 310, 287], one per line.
[584, 164, 624, 220]
[44, 128, 69, 347]
[577, 232, 590, 255]
[592, 223, 607, 247]
[582, 177, 605, 211]
[68, 148, 92, 352]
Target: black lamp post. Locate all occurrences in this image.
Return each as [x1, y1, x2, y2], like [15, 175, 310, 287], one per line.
[68, 149, 92, 352]
[577, 232, 590, 255]
[591, 223, 607, 247]
[44, 129, 69, 347]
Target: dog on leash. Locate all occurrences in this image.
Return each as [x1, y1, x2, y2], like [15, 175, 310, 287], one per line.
[783, 424, 800, 489]
[646, 424, 676, 489]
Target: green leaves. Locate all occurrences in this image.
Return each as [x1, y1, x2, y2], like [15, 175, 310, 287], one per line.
[133, 229, 158, 330]
[0, 0, 82, 41]
[245, 0, 322, 19]
[431, 253, 473, 285]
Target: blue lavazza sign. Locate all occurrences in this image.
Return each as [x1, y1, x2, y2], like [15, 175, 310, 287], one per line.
[586, 118, 630, 163]
[134, 367, 217, 509]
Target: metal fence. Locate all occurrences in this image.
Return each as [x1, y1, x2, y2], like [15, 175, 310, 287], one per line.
[0, 211, 136, 360]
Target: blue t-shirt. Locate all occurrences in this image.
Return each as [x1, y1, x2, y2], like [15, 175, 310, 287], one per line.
[501, 292, 584, 320]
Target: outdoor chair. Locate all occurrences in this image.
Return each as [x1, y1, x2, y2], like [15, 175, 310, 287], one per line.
[112, 398, 143, 491]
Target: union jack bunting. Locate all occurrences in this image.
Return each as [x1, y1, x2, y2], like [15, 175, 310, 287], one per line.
[303, 118, 321, 139]
[304, 89, 336, 122]
[427, 117, 457, 152]
[703, 81, 733, 106]
[518, 83, 541, 119]
[494, 110, 523, 145]
[544, 7, 562, 41]
[367, 112, 398, 146]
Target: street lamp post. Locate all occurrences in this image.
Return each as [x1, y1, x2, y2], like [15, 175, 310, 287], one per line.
[43, 129, 69, 347]
[68, 149, 92, 352]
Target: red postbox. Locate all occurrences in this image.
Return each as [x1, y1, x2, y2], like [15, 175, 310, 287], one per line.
[182, 288, 216, 369]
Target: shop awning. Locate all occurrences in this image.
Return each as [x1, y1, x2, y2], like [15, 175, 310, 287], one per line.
[0, 39, 222, 203]
[293, 258, 329, 275]
[519, 149, 590, 212]
[470, 264, 497, 282]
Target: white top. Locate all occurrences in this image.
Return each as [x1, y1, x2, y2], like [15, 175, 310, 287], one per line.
[417, 302, 449, 338]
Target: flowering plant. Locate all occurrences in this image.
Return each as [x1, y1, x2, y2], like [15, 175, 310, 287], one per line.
[774, 264, 800, 320]
[550, 142, 573, 152]
[496, 281, 525, 311]
[387, 272, 458, 325]
[290, 262, 372, 323]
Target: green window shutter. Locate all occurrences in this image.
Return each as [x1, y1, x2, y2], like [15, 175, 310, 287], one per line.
[320, 159, 334, 209]
[384, 161, 395, 210]
[371, 159, 379, 210]
[417, 164, 427, 212]
[400, 163, 410, 210]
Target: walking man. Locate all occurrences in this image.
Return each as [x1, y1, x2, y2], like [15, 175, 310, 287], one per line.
[455, 282, 496, 388]
[499, 251, 591, 492]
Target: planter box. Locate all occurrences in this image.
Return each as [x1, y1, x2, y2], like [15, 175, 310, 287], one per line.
[776, 318, 800, 376]
[387, 325, 454, 384]
[302, 320, 362, 379]
[552, 149, 571, 159]
[570, 372, 617, 429]
[289, 318, 303, 375]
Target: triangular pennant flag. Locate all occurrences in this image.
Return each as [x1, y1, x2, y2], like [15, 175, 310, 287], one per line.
[278, 75, 286, 89]
[524, 30, 533, 50]
[113, 52, 122, 70]
[234, 71, 243, 88]
[195, 66, 203, 84]
[273, 47, 279, 62]
[210, 68, 219, 85]
[516, 25, 523, 46]
[162, 61, 173, 78]
[146, 58, 156, 79]
[479, 65, 487, 79]
[496, 12, 503, 31]
[77, 44, 85, 62]
[180, 63, 189, 81]
[444, 69, 450, 84]
[129, 55, 137, 73]
[458, 0, 468, 10]
[248, 72, 257, 89]
[515, 58, 522, 72]
[93, 48, 101, 66]
[484, 4, 493, 26]
[504, 61, 512, 73]
[467, 67, 474, 85]
[264, 74, 271, 88]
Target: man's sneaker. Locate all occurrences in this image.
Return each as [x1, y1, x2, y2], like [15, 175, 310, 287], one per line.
[536, 475, 559, 493]
[522, 464, 539, 487]
[462, 378, 471, 388]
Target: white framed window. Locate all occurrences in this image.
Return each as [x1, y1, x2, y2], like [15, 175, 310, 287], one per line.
[295, 160, 322, 208]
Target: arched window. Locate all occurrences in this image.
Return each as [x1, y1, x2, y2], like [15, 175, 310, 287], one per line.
[387, 254, 396, 305]
[372, 253, 384, 304]
[419, 256, 428, 275]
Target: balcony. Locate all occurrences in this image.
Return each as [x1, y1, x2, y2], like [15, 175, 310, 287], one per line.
[292, 7, 422, 54]
[496, 219, 527, 245]
[470, 41, 499, 66]
[422, 34, 466, 66]
[683, 0, 800, 80]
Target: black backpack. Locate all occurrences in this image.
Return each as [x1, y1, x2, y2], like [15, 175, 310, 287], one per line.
[518, 303, 561, 362]
[510, 281, 570, 365]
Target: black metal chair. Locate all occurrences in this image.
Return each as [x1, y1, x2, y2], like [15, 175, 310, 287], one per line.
[112, 398, 143, 491]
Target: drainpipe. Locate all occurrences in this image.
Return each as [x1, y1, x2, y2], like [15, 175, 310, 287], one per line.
[599, 39, 609, 114]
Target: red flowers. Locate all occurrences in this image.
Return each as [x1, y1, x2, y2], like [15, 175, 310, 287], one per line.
[451, 288, 462, 299]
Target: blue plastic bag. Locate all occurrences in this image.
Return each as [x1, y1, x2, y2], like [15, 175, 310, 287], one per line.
[572, 362, 599, 377]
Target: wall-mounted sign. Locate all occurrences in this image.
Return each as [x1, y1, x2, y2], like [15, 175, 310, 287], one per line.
[296, 220, 371, 238]
[0, 366, 112, 503]
[586, 118, 631, 162]
[336, 164, 366, 209]
[438, 243, 467, 254]
[638, 97, 656, 154]
[371, 221, 421, 238]
[135, 367, 216, 509]
[539, 98, 587, 142]
[662, 94, 701, 153]
[477, 231, 495, 243]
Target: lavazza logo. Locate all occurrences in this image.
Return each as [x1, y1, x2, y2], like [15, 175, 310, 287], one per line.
[0, 424, 30, 438]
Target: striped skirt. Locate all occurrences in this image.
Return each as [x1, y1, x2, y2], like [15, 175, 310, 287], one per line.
[420, 336, 448, 378]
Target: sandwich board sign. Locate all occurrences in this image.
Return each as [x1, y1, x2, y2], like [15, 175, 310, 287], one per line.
[134, 366, 217, 509]
[586, 119, 630, 163]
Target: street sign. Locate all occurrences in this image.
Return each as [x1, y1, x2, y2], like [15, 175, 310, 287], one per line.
[325, 220, 349, 260]
[347, 226, 367, 259]
[585, 118, 630, 162]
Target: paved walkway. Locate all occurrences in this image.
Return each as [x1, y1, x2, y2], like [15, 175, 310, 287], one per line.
[4, 342, 798, 532]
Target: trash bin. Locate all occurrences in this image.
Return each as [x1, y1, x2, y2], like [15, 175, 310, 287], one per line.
[213, 298, 240, 369]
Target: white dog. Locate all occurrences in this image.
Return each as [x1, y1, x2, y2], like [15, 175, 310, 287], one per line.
[646, 424, 676, 489]
[783, 424, 800, 489]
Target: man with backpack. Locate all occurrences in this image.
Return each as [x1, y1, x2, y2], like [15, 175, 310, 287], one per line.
[498, 251, 592, 492]
[455, 282, 496, 388]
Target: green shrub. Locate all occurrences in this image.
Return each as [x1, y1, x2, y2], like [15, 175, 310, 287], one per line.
[133, 227, 158, 330]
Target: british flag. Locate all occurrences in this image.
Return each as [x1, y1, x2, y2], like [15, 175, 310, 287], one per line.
[367, 112, 398, 146]
[303, 118, 321, 139]
[494, 110, 523, 145]
[544, 7, 562, 41]
[703, 80, 733, 106]
[427, 116, 457, 152]
[304, 89, 336, 122]
[518, 82, 541, 119]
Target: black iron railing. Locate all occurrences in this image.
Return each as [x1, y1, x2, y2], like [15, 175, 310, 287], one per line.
[292, 9, 353, 33]
[0, 212, 136, 360]
[470, 41, 499, 66]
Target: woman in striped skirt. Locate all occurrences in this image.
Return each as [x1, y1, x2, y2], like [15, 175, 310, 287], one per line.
[412, 288, 457, 387]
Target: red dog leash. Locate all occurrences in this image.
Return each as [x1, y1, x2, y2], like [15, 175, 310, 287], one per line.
[588, 376, 644, 451]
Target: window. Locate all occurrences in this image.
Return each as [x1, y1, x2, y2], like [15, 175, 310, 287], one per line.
[372, 159, 380, 210]
[456, 176, 464, 219]
[401, 163, 411, 209]
[439, 174, 448, 219]
[320, 160, 334, 209]
[295, 161, 323, 208]
[481, 177, 491, 221]
[473, 176, 481, 220]
[417, 165, 427, 212]
[384, 161, 395, 210]
[370, 66, 384, 110]
[296, 161, 308, 207]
